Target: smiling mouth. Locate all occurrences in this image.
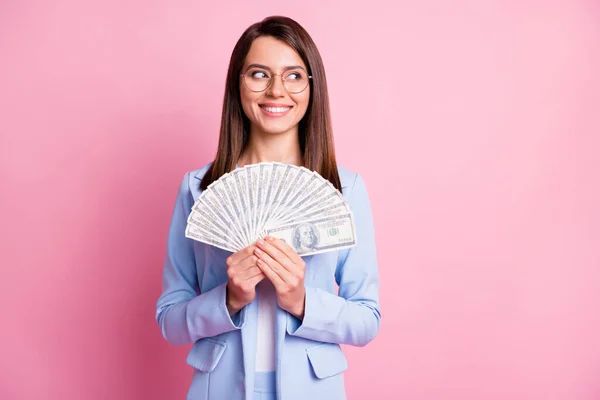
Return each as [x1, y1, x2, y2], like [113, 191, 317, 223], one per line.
[259, 105, 292, 113]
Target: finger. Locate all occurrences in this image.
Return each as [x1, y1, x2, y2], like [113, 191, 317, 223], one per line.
[226, 245, 256, 266]
[246, 270, 266, 287]
[256, 239, 294, 272]
[265, 236, 303, 264]
[256, 258, 285, 288]
[239, 255, 259, 270]
[254, 247, 294, 283]
[239, 265, 262, 280]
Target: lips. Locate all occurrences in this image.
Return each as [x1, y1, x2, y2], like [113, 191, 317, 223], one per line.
[258, 103, 293, 117]
[261, 105, 291, 112]
[259, 103, 293, 113]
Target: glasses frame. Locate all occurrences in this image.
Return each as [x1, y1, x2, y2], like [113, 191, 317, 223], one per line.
[240, 67, 313, 94]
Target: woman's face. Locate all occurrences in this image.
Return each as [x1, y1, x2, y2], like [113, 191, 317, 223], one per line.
[240, 36, 311, 137]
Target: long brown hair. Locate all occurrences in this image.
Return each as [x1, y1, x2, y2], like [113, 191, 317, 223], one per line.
[199, 15, 342, 191]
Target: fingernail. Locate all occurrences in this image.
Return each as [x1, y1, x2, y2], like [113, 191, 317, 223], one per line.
[254, 248, 263, 256]
[257, 239, 266, 246]
[265, 236, 273, 241]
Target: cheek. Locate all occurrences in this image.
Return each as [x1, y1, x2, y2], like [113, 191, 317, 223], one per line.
[293, 91, 311, 116]
[240, 89, 258, 118]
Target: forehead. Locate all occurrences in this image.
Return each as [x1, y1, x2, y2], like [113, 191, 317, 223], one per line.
[243, 36, 307, 71]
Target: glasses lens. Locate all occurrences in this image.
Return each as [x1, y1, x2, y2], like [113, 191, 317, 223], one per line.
[244, 68, 270, 92]
[283, 69, 309, 93]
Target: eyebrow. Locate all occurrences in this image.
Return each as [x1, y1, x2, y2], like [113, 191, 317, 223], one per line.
[245, 63, 306, 71]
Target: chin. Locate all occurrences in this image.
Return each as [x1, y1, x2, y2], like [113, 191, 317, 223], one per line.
[258, 122, 298, 135]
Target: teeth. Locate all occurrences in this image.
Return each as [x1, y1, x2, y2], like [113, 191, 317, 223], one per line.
[263, 106, 290, 113]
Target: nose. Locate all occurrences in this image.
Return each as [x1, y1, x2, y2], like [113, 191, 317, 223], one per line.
[266, 75, 285, 97]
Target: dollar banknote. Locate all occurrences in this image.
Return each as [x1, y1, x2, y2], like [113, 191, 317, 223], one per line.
[185, 162, 358, 256]
[262, 213, 357, 256]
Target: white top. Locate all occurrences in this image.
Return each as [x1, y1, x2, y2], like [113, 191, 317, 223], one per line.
[254, 279, 277, 372]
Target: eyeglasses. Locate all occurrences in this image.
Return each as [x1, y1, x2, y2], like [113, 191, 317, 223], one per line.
[240, 67, 312, 94]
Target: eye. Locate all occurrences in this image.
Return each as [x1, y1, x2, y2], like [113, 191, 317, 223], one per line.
[285, 71, 302, 81]
[250, 69, 269, 79]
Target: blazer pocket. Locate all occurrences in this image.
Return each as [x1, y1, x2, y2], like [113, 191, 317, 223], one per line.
[186, 338, 227, 372]
[306, 343, 348, 379]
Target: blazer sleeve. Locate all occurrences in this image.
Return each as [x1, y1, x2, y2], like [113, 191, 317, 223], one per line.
[286, 172, 381, 346]
[155, 171, 247, 346]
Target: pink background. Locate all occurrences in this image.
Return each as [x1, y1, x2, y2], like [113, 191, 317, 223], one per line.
[1, 1, 599, 399]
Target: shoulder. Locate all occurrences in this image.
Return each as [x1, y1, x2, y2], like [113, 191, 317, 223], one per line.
[188, 161, 214, 183]
[337, 165, 356, 190]
[337, 165, 367, 198]
[178, 161, 214, 200]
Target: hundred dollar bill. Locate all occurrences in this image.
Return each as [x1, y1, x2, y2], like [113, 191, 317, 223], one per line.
[185, 224, 237, 253]
[233, 169, 253, 244]
[246, 164, 260, 239]
[197, 184, 245, 249]
[270, 168, 318, 224]
[188, 198, 245, 250]
[286, 192, 344, 222]
[262, 213, 357, 256]
[187, 205, 237, 248]
[261, 162, 287, 231]
[283, 199, 350, 225]
[206, 175, 247, 247]
[274, 179, 343, 225]
[222, 172, 251, 246]
[286, 176, 332, 213]
[267, 164, 299, 227]
[255, 162, 272, 239]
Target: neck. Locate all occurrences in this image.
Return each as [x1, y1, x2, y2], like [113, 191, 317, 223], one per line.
[238, 126, 303, 167]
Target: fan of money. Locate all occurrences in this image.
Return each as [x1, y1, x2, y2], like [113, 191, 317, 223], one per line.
[185, 162, 357, 256]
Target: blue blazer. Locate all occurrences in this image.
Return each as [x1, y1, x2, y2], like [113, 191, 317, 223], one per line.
[155, 163, 381, 400]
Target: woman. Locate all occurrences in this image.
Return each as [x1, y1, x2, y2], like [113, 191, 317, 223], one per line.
[155, 15, 381, 400]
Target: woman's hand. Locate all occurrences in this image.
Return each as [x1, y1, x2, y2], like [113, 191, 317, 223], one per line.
[254, 236, 307, 319]
[225, 245, 265, 315]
